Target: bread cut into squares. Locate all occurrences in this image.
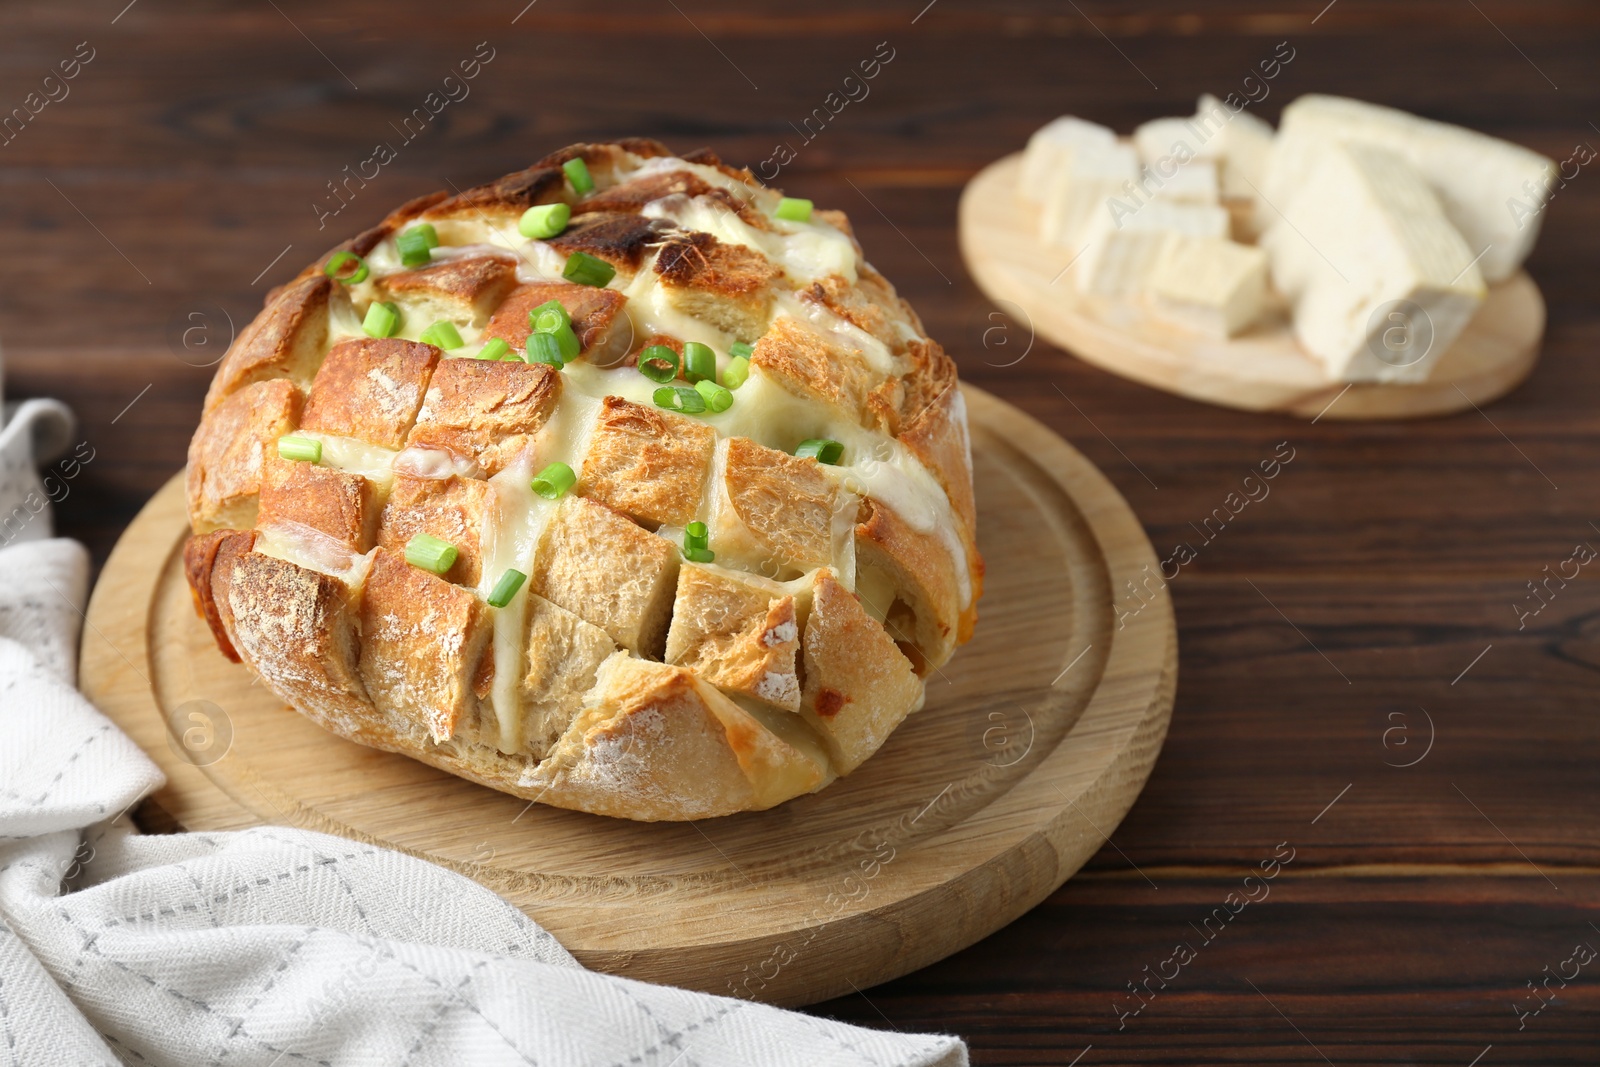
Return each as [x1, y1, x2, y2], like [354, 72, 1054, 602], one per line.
[300, 337, 439, 449]
[665, 563, 800, 712]
[579, 396, 716, 528]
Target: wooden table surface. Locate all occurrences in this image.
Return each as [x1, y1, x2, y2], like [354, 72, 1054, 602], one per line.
[7, 2, 1597, 1063]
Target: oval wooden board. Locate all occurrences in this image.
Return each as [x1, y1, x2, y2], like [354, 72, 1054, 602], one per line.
[960, 153, 1546, 420]
[80, 386, 1175, 1008]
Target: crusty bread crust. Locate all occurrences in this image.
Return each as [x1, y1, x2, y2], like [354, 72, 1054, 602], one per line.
[182, 139, 980, 820]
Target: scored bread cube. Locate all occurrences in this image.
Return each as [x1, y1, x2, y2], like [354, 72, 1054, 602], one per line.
[374, 255, 518, 328]
[482, 281, 632, 368]
[376, 473, 491, 587]
[579, 396, 716, 529]
[664, 564, 800, 712]
[800, 569, 923, 774]
[204, 275, 335, 411]
[405, 356, 561, 476]
[521, 593, 618, 759]
[546, 211, 672, 275]
[300, 337, 440, 449]
[358, 548, 492, 745]
[719, 436, 838, 573]
[653, 232, 779, 341]
[256, 452, 380, 552]
[854, 496, 962, 669]
[749, 315, 885, 428]
[530, 495, 680, 656]
[186, 378, 302, 533]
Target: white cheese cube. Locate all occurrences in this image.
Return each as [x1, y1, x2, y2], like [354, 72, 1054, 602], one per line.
[1038, 141, 1141, 252]
[1133, 116, 1223, 168]
[1146, 235, 1268, 337]
[1075, 200, 1230, 297]
[1264, 94, 1556, 283]
[1149, 159, 1219, 204]
[1195, 94, 1276, 201]
[1262, 141, 1486, 382]
[1019, 116, 1118, 203]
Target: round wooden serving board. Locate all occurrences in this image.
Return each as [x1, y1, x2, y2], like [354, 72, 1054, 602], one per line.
[960, 153, 1546, 420]
[80, 386, 1176, 1007]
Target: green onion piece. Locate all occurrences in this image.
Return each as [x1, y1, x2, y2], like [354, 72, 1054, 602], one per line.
[396, 225, 437, 267]
[323, 250, 369, 285]
[685, 520, 709, 549]
[518, 202, 571, 240]
[654, 384, 706, 414]
[695, 379, 732, 413]
[529, 299, 572, 334]
[477, 338, 510, 361]
[487, 568, 528, 608]
[684, 546, 715, 563]
[682, 341, 716, 384]
[277, 435, 322, 464]
[405, 533, 458, 575]
[562, 251, 615, 288]
[637, 345, 680, 383]
[795, 438, 844, 464]
[723, 355, 751, 390]
[775, 197, 813, 222]
[530, 461, 576, 500]
[362, 301, 401, 338]
[728, 341, 755, 360]
[526, 331, 565, 367]
[563, 157, 594, 195]
[549, 321, 581, 362]
[420, 321, 464, 350]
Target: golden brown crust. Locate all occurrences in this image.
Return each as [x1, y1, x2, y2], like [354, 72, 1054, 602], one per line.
[580, 169, 718, 214]
[578, 396, 716, 529]
[187, 379, 302, 533]
[799, 570, 923, 774]
[376, 473, 492, 587]
[204, 276, 332, 412]
[546, 212, 671, 274]
[720, 436, 838, 572]
[481, 282, 631, 365]
[358, 548, 492, 744]
[521, 594, 617, 759]
[424, 165, 565, 223]
[750, 315, 884, 427]
[374, 255, 518, 328]
[664, 565, 800, 712]
[301, 337, 440, 449]
[182, 529, 257, 662]
[531, 495, 680, 656]
[257, 454, 380, 552]
[854, 497, 962, 668]
[405, 356, 561, 476]
[654, 232, 779, 341]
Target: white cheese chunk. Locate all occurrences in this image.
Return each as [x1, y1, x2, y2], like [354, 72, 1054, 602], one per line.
[1075, 200, 1229, 297]
[1264, 94, 1556, 283]
[1019, 116, 1118, 202]
[1038, 141, 1141, 252]
[1145, 235, 1268, 337]
[1149, 159, 1219, 204]
[1263, 141, 1486, 382]
[1133, 116, 1223, 167]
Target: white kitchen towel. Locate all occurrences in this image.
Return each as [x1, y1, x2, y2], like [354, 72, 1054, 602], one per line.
[0, 532, 968, 1065]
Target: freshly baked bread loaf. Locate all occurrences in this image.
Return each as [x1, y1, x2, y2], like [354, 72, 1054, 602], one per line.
[183, 139, 981, 820]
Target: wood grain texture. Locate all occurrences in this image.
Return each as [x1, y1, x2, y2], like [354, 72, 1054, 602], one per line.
[79, 387, 1178, 1007]
[8, 0, 1600, 1061]
[960, 153, 1545, 418]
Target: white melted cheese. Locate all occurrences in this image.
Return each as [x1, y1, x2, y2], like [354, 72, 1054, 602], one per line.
[641, 194, 859, 286]
[294, 432, 397, 486]
[255, 521, 374, 587]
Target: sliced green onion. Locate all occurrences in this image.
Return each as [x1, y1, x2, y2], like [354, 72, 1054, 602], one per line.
[654, 384, 706, 414]
[519, 202, 571, 240]
[683, 523, 713, 562]
[487, 568, 528, 608]
[278, 435, 321, 464]
[563, 251, 615, 288]
[563, 157, 594, 195]
[695, 379, 732, 413]
[530, 461, 576, 500]
[529, 299, 572, 334]
[723, 355, 751, 390]
[362, 301, 401, 338]
[728, 341, 755, 360]
[795, 438, 844, 464]
[637, 345, 679, 383]
[684, 546, 715, 563]
[682, 341, 716, 384]
[397, 224, 438, 268]
[323, 250, 369, 285]
[405, 533, 458, 575]
[549, 322, 580, 362]
[477, 338, 510, 361]
[526, 331, 565, 367]
[420, 321, 464, 350]
[775, 197, 813, 222]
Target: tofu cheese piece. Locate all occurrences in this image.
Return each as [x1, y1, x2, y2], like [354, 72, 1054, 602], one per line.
[1262, 141, 1486, 382]
[1019, 116, 1118, 202]
[1264, 93, 1557, 283]
[1133, 116, 1223, 167]
[1075, 200, 1230, 297]
[1194, 94, 1276, 239]
[1038, 141, 1141, 252]
[1146, 235, 1268, 337]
